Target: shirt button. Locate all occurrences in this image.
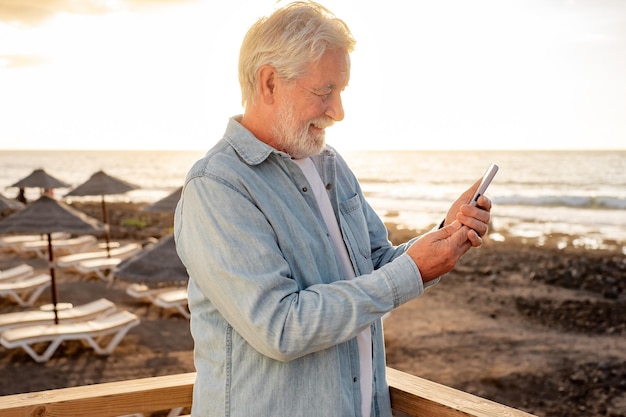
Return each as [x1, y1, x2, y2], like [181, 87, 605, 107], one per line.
[353, 377, 358, 383]
[325, 183, 332, 190]
[302, 187, 308, 192]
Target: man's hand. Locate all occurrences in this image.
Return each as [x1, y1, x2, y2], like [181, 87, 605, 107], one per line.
[406, 221, 475, 283]
[444, 178, 492, 239]
[407, 179, 493, 283]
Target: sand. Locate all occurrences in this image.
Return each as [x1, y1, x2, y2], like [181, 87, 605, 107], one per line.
[0, 202, 624, 417]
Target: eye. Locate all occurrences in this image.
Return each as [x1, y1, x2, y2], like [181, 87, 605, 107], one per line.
[315, 91, 332, 100]
[312, 85, 333, 99]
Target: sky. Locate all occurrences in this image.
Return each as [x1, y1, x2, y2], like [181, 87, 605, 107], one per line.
[0, 0, 625, 151]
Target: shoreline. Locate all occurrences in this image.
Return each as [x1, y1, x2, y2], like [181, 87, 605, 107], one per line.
[64, 200, 626, 255]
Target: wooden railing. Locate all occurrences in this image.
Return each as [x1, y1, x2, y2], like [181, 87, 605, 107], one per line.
[0, 367, 537, 417]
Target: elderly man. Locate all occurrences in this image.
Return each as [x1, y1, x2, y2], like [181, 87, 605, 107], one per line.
[174, 2, 492, 416]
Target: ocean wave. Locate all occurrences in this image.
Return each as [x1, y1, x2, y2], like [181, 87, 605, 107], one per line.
[494, 195, 626, 210]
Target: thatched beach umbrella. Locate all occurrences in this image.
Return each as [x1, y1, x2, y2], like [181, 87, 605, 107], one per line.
[65, 170, 139, 257]
[0, 193, 24, 212]
[0, 196, 104, 323]
[118, 184, 185, 288]
[141, 186, 182, 213]
[0, 193, 24, 222]
[115, 234, 187, 289]
[10, 168, 70, 192]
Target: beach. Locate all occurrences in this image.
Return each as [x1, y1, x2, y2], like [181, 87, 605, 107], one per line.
[0, 201, 624, 417]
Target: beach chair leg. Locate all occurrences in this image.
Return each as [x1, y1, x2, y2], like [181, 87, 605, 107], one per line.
[92, 269, 115, 285]
[83, 323, 138, 355]
[4, 291, 30, 307]
[6, 282, 50, 307]
[106, 271, 116, 287]
[93, 269, 106, 282]
[166, 407, 184, 417]
[23, 283, 51, 306]
[19, 338, 65, 363]
[174, 305, 190, 319]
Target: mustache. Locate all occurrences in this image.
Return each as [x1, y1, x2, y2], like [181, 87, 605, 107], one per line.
[310, 117, 334, 130]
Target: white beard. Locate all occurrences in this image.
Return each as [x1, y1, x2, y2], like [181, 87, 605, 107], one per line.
[271, 99, 333, 159]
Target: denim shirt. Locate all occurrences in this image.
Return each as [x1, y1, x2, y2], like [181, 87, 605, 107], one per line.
[174, 117, 427, 417]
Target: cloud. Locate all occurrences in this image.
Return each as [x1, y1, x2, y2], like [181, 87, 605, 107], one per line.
[0, 0, 198, 25]
[0, 54, 47, 68]
[0, 0, 111, 25]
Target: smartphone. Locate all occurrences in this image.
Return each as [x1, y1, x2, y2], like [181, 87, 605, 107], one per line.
[469, 163, 498, 207]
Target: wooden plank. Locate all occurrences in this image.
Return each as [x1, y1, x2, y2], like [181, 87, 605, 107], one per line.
[0, 372, 195, 417]
[0, 368, 537, 417]
[387, 367, 537, 417]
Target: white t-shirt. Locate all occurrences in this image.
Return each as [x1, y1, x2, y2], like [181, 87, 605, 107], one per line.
[294, 157, 372, 417]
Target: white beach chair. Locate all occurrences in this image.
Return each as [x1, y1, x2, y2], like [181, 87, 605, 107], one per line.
[153, 289, 189, 318]
[0, 310, 140, 363]
[0, 233, 70, 252]
[0, 298, 118, 332]
[0, 274, 51, 307]
[19, 235, 97, 258]
[125, 283, 180, 303]
[56, 243, 142, 270]
[0, 264, 34, 283]
[74, 258, 123, 284]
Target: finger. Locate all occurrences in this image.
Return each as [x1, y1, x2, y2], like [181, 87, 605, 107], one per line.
[476, 195, 492, 211]
[438, 219, 463, 238]
[455, 212, 489, 237]
[448, 223, 473, 249]
[467, 229, 483, 247]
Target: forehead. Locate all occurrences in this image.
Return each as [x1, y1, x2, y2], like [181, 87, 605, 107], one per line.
[302, 49, 350, 88]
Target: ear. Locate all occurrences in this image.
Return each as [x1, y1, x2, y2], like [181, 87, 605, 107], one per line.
[258, 65, 277, 105]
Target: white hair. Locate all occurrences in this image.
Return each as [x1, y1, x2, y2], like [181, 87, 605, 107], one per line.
[238, 1, 355, 108]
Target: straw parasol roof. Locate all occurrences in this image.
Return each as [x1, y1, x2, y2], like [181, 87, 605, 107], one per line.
[141, 187, 182, 213]
[65, 170, 140, 256]
[0, 193, 24, 212]
[10, 168, 70, 189]
[65, 170, 138, 197]
[0, 196, 103, 235]
[115, 234, 187, 288]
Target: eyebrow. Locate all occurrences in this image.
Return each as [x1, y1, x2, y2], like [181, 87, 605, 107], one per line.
[312, 84, 334, 94]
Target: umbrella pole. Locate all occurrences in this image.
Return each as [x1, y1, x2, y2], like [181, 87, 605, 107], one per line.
[102, 195, 111, 258]
[47, 233, 59, 325]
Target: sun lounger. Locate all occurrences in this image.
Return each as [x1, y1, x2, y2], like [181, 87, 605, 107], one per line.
[0, 233, 70, 252]
[0, 298, 117, 332]
[125, 283, 180, 303]
[74, 258, 123, 284]
[56, 243, 142, 269]
[0, 310, 140, 363]
[153, 289, 189, 318]
[19, 235, 97, 258]
[0, 274, 50, 307]
[0, 264, 34, 283]
[98, 241, 121, 250]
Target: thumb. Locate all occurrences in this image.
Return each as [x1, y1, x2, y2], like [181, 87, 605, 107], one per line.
[441, 220, 473, 249]
[438, 220, 463, 238]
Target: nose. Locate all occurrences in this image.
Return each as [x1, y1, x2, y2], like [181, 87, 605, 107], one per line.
[325, 92, 345, 122]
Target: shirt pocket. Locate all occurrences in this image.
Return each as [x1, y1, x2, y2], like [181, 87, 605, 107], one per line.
[339, 193, 373, 271]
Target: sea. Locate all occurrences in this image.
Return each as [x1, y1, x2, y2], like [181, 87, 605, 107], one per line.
[1, 149, 625, 253]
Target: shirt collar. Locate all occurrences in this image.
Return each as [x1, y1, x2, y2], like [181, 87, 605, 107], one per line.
[223, 115, 337, 166]
[223, 115, 289, 166]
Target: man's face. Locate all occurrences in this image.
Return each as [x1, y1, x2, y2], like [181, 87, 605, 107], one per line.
[272, 49, 350, 159]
